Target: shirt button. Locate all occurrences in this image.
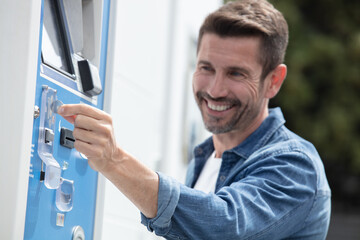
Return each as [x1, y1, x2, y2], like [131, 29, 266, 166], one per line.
[219, 176, 226, 181]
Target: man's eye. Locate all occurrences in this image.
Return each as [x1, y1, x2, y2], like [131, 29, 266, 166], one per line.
[229, 71, 244, 77]
[200, 66, 213, 72]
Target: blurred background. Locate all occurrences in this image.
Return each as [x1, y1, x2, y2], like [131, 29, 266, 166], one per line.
[264, 0, 360, 239]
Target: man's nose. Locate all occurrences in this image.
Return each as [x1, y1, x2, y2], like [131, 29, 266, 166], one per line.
[208, 73, 228, 99]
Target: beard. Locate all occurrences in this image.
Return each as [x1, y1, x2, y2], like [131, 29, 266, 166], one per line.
[195, 91, 245, 134]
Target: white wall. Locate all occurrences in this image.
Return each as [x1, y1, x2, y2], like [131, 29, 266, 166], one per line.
[102, 1, 170, 239]
[0, 1, 41, 239]
[102, 0, 221, 239]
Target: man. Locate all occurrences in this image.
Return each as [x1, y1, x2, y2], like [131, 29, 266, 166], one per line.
[59, 0, 331, 239]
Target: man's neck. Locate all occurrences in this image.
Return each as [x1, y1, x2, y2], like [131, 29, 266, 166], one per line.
[212, 107, 269, 158]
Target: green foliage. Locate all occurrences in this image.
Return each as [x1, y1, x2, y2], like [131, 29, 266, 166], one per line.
[268, 0, 360, 174]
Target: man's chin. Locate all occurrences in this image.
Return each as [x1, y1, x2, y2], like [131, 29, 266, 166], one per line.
[205, 123, 233, 134]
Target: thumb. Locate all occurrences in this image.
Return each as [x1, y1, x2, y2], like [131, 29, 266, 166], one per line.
[58, 105, 77, 124]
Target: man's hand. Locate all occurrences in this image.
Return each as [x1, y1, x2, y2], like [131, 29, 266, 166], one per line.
[58, 104, 118, 173]
[58, 104, 159, 218]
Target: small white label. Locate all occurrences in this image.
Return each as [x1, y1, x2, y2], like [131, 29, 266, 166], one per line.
[56, 213, 65, 227]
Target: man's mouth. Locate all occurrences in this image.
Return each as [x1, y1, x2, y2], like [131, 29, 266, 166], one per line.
[207, 102, 232, 112]
[196, 91, 241, 113]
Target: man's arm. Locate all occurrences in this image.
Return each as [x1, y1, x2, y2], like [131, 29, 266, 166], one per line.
[58, 104, 159, 218]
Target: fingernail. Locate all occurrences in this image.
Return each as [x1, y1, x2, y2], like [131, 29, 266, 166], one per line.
[52, 100, 64, 113]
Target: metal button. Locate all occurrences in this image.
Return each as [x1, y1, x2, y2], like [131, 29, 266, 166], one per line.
[34, 105, 40, 119]
[72, 226, 85, 240]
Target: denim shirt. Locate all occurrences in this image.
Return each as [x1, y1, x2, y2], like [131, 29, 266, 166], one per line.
[141, 108, 331, 239]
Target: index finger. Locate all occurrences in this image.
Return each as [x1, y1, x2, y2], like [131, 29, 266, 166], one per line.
[58, 104, 105, 120]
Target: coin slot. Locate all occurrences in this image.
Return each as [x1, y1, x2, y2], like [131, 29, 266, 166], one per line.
[60, 128, 75, 149]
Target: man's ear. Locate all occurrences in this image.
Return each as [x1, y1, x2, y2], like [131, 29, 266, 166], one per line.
[265, 64, 287, 99]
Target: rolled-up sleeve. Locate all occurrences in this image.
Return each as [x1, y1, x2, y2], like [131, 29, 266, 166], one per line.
[141, 172, 181, 235]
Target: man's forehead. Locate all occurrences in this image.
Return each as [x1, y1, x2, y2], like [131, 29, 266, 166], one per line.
[197, 33, 263, 67]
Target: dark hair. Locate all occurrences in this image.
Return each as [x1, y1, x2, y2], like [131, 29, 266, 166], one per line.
[198, 0, 289, 80]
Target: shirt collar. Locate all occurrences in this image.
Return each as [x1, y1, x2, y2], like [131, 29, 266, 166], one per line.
[194, 107, 285, 160]
[229, 107, 285, 159]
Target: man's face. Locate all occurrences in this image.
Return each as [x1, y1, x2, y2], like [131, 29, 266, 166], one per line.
[193, 33, 269, 134]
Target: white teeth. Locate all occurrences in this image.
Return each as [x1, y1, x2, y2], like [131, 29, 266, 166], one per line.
[207, 102, 231, 111]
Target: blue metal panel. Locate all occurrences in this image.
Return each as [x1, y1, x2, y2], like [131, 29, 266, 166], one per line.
[24, 0, 111, 239]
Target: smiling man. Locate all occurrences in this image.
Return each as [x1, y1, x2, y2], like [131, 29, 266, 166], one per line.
[59, 0, 331, 239]
[193, 34, 278, 149]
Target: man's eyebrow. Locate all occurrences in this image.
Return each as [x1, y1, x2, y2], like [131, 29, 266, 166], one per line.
[197, 60, 212, 66]
[197, 60, 251, 76]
